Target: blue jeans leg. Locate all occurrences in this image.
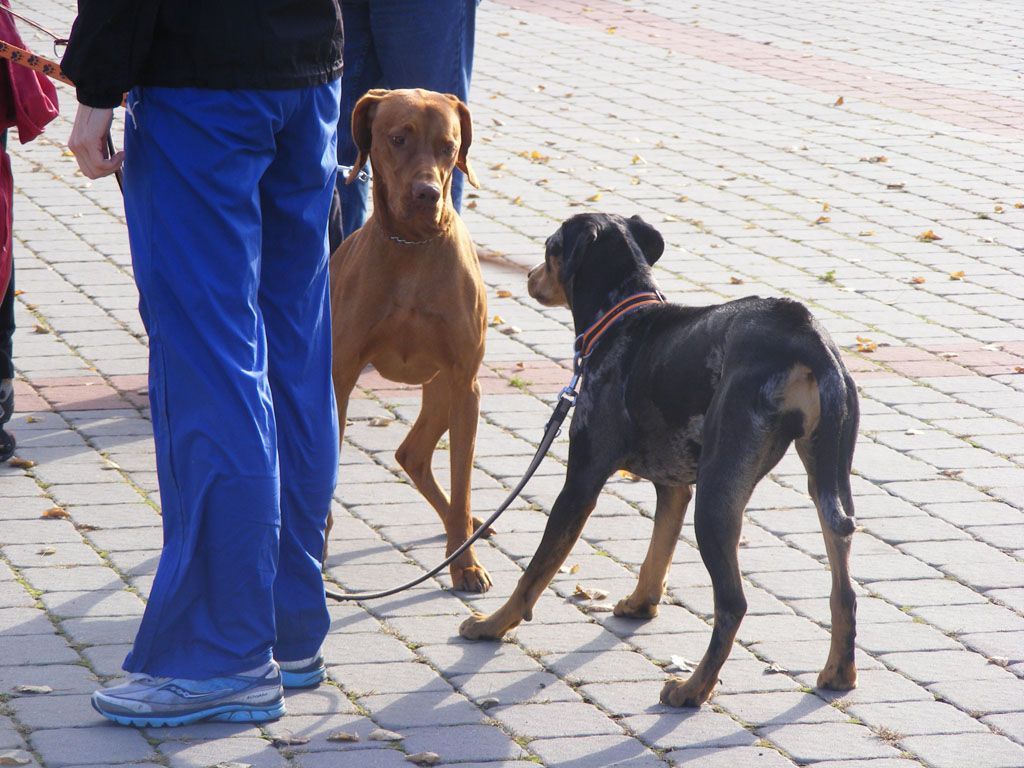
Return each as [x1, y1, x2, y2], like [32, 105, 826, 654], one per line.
[337, 0, 477, 238]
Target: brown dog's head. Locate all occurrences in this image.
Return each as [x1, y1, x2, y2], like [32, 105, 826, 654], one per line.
[528, 213, 664, 308]
[348, 88, 479, 232]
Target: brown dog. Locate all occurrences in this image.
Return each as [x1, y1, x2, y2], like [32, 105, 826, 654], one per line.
[326, 89, 491, 593]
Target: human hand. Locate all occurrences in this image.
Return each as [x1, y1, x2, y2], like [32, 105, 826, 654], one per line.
[68, 105, 124, 179]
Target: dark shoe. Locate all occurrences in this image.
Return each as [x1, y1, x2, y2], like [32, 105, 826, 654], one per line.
[0, 426, 13, 463]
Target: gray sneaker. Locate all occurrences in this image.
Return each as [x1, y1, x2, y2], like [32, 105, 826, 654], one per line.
[91, 661, 285, 727]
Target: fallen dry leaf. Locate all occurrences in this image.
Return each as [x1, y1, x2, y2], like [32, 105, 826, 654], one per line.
[33, 325, 49, 334]
[8, 457, 34, 469]
[573, 584, 610, 601]
[994, 205, 1005, 213]
[630, 176, 641, 186]
[326, 731, 360, 742]
[949, 270, 966, 280]
[512, 196, 522, 205]
[465, 201, 477, 210]
[36, 547, 56, 556]
[368, 417, 392, 428]
[813, 215, 831, 225]
[606, 26, 617, 34]
[13, 289, 23, 296]
[617, 469, 641, 482]
[489, 162, 505, 171]
[1014, 366, 1024, 374]
[861, 155, 887, 163]
[406, 753, 441, 766]
[821, 202, 831, 212]
[369, 728, 403, 742]
[910, 276, 926, 285]
[666, 655, 697, 673]
[939, 352, 959, 359]
[676, 195, 688, 202]
[0, 751, 32, 766]
[833, 96, 844, 106]
[857, 341, 877, 353]
[14, 685, 52, 694]
[499, 325, 521, 336]
[26, 416, 38, 424]
[729, 276, 744, 285]
[886, 182, 905, 190]
[490, 315, 505, 325]
[940, 469, 963, 478]
[586, 192, 602, 202]
[515, 361, 525, 370]
[859, 230, 875, 237]
[1015, 202, 1024, 209]
[631, 154, 646, 165]
[42, 507, 69, 519]
[270, 734, 311, 747]
[917, 229, 942, 242]
[496, 289, 512, 298]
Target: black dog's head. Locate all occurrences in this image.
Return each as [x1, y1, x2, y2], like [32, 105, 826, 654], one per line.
[527, 213, 664, 308]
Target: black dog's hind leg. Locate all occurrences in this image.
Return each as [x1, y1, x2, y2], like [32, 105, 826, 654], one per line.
[661, 380, 785, 708]
[796, 437, 858, 691]
[615, 484, 692, 619]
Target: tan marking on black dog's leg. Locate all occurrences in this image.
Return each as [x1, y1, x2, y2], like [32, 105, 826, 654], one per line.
[615, 484, 692, 619]
[460, 477, 603, 639]
[782, 365, 820, 436]
[446, 376, 491, 593]
[797, 439, 857, 690]
[661, 476, 750, 708]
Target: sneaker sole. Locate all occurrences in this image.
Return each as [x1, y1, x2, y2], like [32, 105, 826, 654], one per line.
[281, 666, 326, 689]
[92, 698, 286, 728]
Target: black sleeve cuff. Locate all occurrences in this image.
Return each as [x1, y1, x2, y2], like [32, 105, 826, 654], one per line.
[75, 88, 123, 110]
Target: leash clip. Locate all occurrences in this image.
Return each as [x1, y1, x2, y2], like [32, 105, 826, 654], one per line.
[337, 164, 372, 184]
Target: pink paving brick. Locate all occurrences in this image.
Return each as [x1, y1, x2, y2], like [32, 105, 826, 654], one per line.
[497, 0, 1024, 138]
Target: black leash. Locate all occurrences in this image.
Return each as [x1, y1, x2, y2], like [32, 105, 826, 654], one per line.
[325, 366, 581, 601]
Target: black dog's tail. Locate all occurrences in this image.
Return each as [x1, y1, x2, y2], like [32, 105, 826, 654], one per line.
[810, 359, 858, 537]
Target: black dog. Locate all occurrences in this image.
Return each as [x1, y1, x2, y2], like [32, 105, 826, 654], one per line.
[460, 213, 859, 707]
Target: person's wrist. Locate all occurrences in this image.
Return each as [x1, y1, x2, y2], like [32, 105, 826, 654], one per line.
[75, 88, 122, 110]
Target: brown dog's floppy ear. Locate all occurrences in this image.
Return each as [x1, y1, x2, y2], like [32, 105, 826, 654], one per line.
[346, 89, 389, 185]
[446, 94, 480, 189]
[627, 214, 665, 266]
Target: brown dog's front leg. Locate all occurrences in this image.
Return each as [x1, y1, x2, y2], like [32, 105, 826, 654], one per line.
[460, 473, 604, 640]
[445, 376, 491, 593]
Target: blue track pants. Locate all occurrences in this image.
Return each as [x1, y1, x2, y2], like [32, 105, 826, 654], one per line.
[121, 82, 341, 678]
[337, 0, 478, 238]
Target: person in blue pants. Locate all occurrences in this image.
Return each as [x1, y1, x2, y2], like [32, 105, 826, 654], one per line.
[62, 1, 343, 727]
[337, 0, 479, 239]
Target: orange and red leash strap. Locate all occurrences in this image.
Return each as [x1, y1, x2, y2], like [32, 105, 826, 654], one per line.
[0, 40, 72, 86]
[575, 291, 666, 360]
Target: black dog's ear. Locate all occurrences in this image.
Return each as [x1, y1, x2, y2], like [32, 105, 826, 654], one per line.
[560, 218, 600, 285]
[627, 215, 665, 266]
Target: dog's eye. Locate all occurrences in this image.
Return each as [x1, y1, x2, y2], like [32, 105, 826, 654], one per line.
[390, 135, 405, 147]
[444, 142, 457, 155]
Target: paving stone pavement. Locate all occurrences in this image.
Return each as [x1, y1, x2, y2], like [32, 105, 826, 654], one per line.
[2, 1, 1023, 766]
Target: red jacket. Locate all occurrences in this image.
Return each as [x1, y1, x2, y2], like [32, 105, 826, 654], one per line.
[0, 3, 60, 297]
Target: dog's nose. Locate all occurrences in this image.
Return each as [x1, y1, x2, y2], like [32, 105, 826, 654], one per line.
[412, 181, 441, 207]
